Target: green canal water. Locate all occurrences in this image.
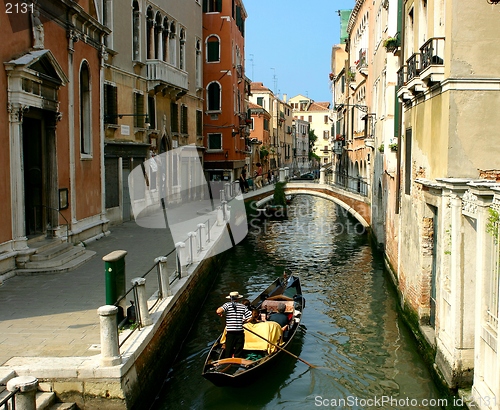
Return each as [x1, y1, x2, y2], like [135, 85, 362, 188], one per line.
[152, 195, 461, 410]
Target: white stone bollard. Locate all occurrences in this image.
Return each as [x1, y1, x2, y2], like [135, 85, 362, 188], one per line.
[187, 231, 197, 262]
[131, 277, 152, 326]
[155, 256, 171, 298]
[175, 241, 187, 276]
[320, 167, 326, 184]
[216, 206, 224, 226]
[279, 168, 285, 181]
[7, 376, 38, 410]
[98, 305, 122, 367]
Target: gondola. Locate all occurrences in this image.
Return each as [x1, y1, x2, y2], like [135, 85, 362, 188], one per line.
[202, 273, 305, 387]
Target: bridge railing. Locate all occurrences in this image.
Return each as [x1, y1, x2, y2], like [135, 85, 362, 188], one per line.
[325, 170, 368, 197]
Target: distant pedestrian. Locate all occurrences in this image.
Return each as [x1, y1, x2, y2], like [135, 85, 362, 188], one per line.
[254, 163, 263, 189]
[267, 170, 272, 185]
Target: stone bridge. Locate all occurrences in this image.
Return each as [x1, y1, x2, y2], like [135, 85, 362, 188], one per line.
[242, 181, 371, 228]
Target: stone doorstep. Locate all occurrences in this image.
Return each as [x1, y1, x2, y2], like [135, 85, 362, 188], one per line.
[15, 250, 96, 276]
[25, 247, 86, 269]
[31, 243, 75, 262]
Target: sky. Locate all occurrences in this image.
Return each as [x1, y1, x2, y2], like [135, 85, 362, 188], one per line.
[244, 0, 354, 104]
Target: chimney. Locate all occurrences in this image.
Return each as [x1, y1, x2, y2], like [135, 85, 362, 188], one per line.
[283, 94, 287, 103]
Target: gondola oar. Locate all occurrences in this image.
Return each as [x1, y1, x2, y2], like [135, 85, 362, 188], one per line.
[243, 325, 316, 368]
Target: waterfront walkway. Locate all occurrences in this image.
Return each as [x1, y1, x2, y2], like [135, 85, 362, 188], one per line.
[0, 220, 175, 367]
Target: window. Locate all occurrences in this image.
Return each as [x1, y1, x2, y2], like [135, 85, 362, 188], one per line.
[146, 7, 154, 60]
[171, 102, 179, 133]
[134, 92, 145, 128]
[308, 116, 312, 122]
[181, 105, 188, 134]
[324, 115, 328, 124]
[249, 118, 254, 130]
[207, 82, 221, 111]
[195, 39, 202, 88]
[179, 29, 186, 70]
[132, 1, 140, 60]
[203, 0, 222, 13]
[264, 118, 269, 131]
[207, 36, 220, 62]
[208, 133, 222, 150]
[80, 62, 91, 155]
[196, 109, 203, 137]
[148, 95, 156, 129]
[104, 83, 117, 125]
[323, 130, 329, 139]
[256, 97, 264, 107]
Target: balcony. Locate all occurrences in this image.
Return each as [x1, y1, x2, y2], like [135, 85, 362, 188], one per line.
[356, 48, 368, 75]
[146, 60, 188, 93]
[419, 37, 445, 85]
[406, 53, 426, 95]
[396, 66, 411, 102]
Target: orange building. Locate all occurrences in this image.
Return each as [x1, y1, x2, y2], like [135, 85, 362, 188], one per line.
[0, 1, 108, 274]
[202, 0, 250, 183]
[248, 102, 271, 176]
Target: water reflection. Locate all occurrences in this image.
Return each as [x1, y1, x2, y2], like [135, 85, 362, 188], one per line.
[154, 196, 443, 410]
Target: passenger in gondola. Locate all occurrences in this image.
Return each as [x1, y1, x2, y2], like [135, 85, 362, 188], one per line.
[245, 308, 262, 324]
[268, 303, 289, 331]
[216, 291, 252, 358]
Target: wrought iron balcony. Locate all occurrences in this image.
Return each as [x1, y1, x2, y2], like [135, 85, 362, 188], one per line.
[396, 66, 411, 102]
[419, 37, 445, 85]
[407, 53, 421, 81]
[146, 60, 188, 92]
[406, 53, 425, 95]
[397, 66, 407, 89]
[356, 48, 368, 73]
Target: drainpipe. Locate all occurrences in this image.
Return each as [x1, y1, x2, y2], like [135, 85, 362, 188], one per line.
[395, 0, 404, 214]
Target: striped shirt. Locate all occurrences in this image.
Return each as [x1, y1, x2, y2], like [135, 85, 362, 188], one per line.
[221, 302, 252, 332]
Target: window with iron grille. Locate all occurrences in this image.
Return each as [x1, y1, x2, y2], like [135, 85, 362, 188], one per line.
[134, 92, 144, 128]
[171, 102, 179, 133]
[196, 110, 203, 137]
[181, 105, 188, 134]
[148, 95, 156, 129]
[104, 83, 117, 125]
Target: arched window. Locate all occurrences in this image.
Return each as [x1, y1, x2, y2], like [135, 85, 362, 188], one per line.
[179, 28, 186, 70]
[195, 39, 202, 88]
[132, 1, 140, 60]
[207, 82, 221, 111]
[155, 12, 162, 60]
[80, 62, 91, 155]
[206, 35, 220, 62]
[146, 6, 154, 59]
[162, 17, 169, 62]
[169, 21, 177, 65]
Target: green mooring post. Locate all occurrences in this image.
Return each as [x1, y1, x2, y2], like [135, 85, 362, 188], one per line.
[103, 250, 127, 322]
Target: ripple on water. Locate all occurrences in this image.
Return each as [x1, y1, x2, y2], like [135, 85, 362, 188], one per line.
[154, 196, 444, 410]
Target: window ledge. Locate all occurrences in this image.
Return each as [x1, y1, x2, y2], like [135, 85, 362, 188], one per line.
[80, 154, 93, 161]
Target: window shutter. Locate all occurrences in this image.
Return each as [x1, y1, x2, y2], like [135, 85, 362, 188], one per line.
[203, 0, 207, 12]
[207, 39, 219, 62]
[216, 0, 222, 12]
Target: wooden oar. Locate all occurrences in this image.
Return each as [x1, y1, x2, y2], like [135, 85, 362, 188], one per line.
[243, 325, 316, 368]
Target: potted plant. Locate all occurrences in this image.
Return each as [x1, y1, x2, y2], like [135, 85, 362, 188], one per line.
[378, 144, 384, 152]
[383, 36, 399, 52]
[259, 146, 269, 159]
[389, 143, 398, 152]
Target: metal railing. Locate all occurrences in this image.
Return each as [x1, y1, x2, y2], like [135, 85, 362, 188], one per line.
[325, 170, 368, 197]
[420, 37, 445, 70]
[33, 204, 70, 242]
[0, 385, 18, 409]
[407, 53, 421, 81]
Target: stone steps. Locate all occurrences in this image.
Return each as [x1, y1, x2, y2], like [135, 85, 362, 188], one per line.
[0, 372, 76, 410]
[9, 237, 97, 275]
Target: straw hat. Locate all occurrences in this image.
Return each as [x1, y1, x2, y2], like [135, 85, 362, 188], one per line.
[226, 291, 243, 299]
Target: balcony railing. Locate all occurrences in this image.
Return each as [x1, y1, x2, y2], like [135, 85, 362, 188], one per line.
[420, 37, 445, 70]
[356, 48, 368, 71]
[397, 66, 407, 89]
[146, 60, 188, 91]
[407, 53, 421, 81]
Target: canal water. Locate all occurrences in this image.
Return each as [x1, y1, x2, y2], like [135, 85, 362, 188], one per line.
[152, 195, 456, 410]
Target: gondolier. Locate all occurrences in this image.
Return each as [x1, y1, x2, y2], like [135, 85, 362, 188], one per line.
[216, 291, 252, 358]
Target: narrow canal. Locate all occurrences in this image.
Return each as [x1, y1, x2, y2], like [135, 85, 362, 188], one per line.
[152, 195, 456, 410]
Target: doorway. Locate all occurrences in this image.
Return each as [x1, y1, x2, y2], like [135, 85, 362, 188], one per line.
[23, 117, 45, 236]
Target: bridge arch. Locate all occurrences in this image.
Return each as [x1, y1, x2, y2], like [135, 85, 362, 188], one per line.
[253, 184, 370, 228]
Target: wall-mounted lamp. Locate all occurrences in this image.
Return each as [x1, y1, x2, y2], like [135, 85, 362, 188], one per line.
[487, 0, 500, 3]
[232, 129, 239, 136]
[225, 151, 229, 158]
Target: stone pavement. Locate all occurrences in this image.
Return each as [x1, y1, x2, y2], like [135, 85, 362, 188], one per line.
[0, 220, 176, 366]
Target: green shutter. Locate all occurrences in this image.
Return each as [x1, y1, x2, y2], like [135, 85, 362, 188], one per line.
[216, 0, 222, 12]
[207, 40, 219, 62]
[203, 0, 207, 12]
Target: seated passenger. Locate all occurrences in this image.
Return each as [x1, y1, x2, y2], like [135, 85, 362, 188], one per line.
[268, 302, 289, 331]
[246, 308, 261, 324]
